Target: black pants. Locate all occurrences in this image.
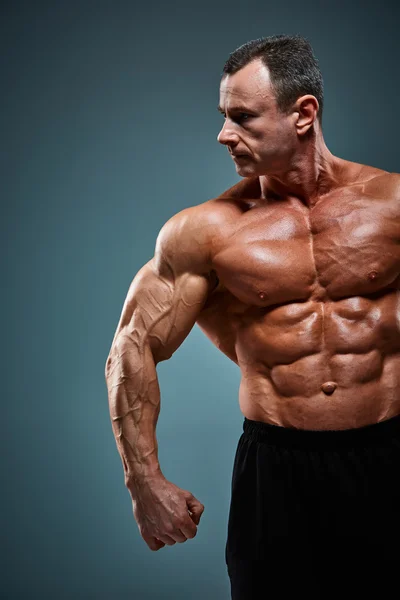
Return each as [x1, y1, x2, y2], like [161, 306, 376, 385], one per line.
[225, 414, 400, 599]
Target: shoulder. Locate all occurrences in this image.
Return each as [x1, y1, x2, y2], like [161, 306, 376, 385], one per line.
[155, 178, 253, 252]
[154, 199, 228, 278]
[363, 170, 400, 201]
[154, 178, 260, 275]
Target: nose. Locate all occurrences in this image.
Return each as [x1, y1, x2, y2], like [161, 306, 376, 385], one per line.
[217, 120, 239, 146]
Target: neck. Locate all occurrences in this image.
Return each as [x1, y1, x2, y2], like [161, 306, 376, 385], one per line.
[259, 128, 342, 207]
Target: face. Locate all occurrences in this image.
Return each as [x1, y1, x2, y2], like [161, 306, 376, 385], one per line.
[217, 59, 299, 176]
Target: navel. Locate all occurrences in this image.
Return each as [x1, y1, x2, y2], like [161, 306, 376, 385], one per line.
[321, 381, 337, 395]
[368, 270, 378, 281]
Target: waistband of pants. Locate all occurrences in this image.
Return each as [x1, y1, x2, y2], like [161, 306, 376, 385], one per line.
[243, 413, 400, 449]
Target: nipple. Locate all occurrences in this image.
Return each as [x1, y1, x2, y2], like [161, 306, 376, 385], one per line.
[368, 270, 378, 281]
[321, 381, 337, 395]
[258, 291, 266, 300]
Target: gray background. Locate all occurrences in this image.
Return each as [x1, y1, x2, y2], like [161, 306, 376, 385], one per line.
[3, 0, 398, 598]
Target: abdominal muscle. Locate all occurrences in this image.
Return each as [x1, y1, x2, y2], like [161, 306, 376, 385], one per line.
[238, 358, 399, 430]
[233, 293, 400, 430]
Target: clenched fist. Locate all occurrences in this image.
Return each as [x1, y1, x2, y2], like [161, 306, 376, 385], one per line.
[130, 473, 205, 551]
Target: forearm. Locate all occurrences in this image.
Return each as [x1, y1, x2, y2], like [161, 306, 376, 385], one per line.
[105, 337, 163, 497]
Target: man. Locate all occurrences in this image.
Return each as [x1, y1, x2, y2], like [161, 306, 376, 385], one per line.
[105, 34, 400, 597]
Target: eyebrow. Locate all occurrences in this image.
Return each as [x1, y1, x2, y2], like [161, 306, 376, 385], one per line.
[217, 105, 254, 114]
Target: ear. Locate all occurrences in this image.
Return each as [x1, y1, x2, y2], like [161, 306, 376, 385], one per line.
[293, 95, 319, 135]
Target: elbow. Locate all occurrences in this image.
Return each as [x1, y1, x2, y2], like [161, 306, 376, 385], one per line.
[153, 348, 173, 365]
[105, 354, 113, 379]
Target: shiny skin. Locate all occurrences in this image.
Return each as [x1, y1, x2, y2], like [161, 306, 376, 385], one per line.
[197, 170, 400, 430]
[105, 57, 399, 551]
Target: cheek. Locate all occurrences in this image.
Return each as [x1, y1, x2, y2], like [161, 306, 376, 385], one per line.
[255, 121, 282, 143]
[269, 123, 293, 151]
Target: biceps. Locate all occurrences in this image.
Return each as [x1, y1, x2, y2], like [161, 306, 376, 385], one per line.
[114, 260, 211, 363]
[145, 270, 210, 362]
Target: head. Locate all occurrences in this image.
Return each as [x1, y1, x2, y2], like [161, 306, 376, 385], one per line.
[217, 34, 324, 176]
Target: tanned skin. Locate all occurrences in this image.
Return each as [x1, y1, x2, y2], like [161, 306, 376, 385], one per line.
[105, 58, 400, 552]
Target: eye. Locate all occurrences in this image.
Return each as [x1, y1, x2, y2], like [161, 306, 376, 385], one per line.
[234, 113, 251, 124]
[220, 112, 252, 124]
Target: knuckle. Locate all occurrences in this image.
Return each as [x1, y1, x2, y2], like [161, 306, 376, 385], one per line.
[164, 525, 175, 535]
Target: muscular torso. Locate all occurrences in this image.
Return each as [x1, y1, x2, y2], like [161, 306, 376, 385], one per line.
[196, 162, 400, 430]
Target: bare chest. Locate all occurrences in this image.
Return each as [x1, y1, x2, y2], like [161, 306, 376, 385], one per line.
[211, 195, 400, 306]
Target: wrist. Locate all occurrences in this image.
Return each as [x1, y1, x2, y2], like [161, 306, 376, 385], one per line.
[125, 465, 163, 494]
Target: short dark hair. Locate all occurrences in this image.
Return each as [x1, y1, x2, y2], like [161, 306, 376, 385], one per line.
[222, 34, 324, 125]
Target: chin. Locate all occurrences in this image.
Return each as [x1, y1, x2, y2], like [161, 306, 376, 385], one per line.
[235, 163, 257, 176]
